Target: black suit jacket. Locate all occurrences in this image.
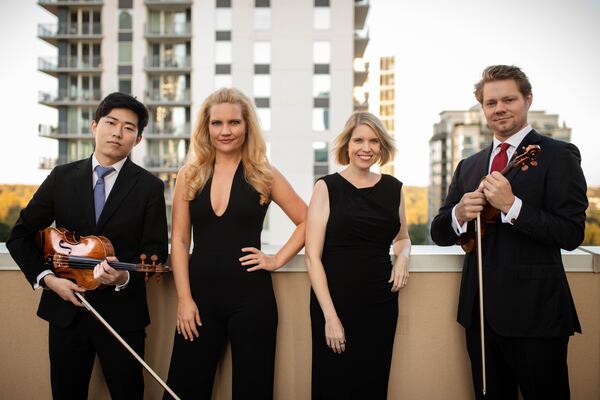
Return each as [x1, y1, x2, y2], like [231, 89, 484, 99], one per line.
[7, 156, 168, 332]
[430, 130, 587, 337]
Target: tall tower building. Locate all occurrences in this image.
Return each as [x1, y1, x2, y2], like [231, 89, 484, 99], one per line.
[37, 0, 369, 243]
[427, 105, 572, 229]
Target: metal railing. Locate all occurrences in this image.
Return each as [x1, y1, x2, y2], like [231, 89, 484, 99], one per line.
[38, 56, 102, 70]
[39, 89, 102, 103]
[144, 22, 191, 36]
[144, 156, 186, 169]
[146, 89, 191, 103]
[145, 55, 191, 69]
[38, 22, 102, 37]
[146, 122, 191, 136]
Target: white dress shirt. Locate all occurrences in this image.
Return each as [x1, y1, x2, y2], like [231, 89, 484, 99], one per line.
[451, 124, 532, 235]
[36, 153, 130, 290]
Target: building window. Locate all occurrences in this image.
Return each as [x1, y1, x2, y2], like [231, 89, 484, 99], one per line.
[216, 0, 231, 7]
[118, 10, 133, 31]
[256, 107, 271, 131]
[215, 8, 232, 30]
[313, 141, 329, 181]
[254, 42, 271, 64]
[313, 7, 330, 30]
[313, 75, 330, 98]
[215, 42, 232, 64]
[119, 78, 132, 94]
[214, 75, 232, 89]
[118, 42, 132, 65]
[253, 75, 271, 97]
[254, 8, 271, 30]
[313, 41, 331, 64]
[312, 108, 329, 131]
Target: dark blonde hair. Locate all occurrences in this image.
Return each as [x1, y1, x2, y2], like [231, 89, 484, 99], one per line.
[332, 111, 397, 166]
[474, 65, 532, 104]
[183, 88, 272, 204]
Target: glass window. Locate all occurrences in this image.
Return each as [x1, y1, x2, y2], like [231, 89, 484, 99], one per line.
[253, 75, 271, 97]
[119, 78, 132, 94]
[215, 42, 232, 63]
[313, 41, 330, 64]
[313, 141, 328, 162]
[313, 8, 330, 30]
[118, 10, 133, 31]
[254, 8, 271, 30]
[312, 108, 329, 131]
[214, 75, 232, 89]
[256, 108, 271, 131]
[215, 9, 232, 30]
[118, 42, 132, 65]
[253, 42, 271, 64]
[313, 75, 330, 98]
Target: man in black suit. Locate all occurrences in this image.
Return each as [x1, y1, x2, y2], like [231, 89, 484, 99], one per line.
[430, 65, 587, 399]
[7, 92, 168, 399]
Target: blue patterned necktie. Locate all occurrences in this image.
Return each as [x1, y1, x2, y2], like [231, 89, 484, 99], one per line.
[94, 165, 115, 222]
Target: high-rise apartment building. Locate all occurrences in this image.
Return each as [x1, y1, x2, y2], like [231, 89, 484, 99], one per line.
[427, 106, 571, 229]
[368, 55, 394, 175]
[37, 0, 370, 243]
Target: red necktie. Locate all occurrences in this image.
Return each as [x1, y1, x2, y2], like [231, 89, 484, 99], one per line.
[490, 142, 510, 173]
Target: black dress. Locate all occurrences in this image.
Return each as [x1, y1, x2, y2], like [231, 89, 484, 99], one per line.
[165, 162, 278, 400]
[310, 172, 402, 400]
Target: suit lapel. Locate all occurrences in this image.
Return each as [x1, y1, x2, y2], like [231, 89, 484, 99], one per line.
[466, 144, 493, 191]
[73, 157, 96, 228]
[95, 158, 141, 233]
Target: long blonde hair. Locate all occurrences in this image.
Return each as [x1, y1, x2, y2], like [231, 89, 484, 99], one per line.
[183, 88, 273, 204]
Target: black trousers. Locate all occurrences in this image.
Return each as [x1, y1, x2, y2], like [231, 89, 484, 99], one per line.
[466, 319, 570, 400]
[48, 312, 146, 400]
[165, 292, 278, 400]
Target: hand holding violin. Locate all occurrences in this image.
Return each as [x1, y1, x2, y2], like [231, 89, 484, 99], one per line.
[93, 256, 129, 286]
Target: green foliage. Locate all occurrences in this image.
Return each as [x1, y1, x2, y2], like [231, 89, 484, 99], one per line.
[409, 224, 429, 245]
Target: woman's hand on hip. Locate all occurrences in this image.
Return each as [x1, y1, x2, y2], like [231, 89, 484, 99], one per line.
[176, 296, 202, 341]
[240, 247, 280, 272]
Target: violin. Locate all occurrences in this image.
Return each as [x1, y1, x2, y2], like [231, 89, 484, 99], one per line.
[36, 227, 170, 290]
[457, 144, 542, 253]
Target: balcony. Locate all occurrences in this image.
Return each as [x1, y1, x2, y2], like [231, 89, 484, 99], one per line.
[144, 155, 187, 172]
[144, 55, 191, 73]
[38, 23, 102, 45]
[145, 0, 192, 11]
[39, 89, 102, 107]
[145, 89, 191, 106]
[144, 22, 192, 41]
[38, 124, 93, 140]
[38, 156, 57, 170]
[0, 245, 598, 399]
[354, 28, 369, 58]
[38, 56, 102, 76]
[144, 122, 191, 139]
[354, 0, 369, 30]
[38, 0, 103, 15]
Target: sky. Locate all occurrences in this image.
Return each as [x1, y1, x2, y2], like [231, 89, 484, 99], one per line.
[0, 0, 599, 186]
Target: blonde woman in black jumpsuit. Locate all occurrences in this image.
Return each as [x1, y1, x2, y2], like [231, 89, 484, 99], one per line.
[164, 88, 306, 399]
[306, 112, 411, 399]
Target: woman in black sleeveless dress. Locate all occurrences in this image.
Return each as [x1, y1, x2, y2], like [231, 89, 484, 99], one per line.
[164, 88, 307, 399]
[306, 112, 411, 399]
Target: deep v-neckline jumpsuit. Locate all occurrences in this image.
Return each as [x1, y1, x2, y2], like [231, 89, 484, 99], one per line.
[310, 172, 402, 400]
[165, 163, 278, 400]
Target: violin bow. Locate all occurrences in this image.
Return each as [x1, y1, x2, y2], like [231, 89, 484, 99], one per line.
[475, 213, 487, 396]
[74, 292, 181, 400]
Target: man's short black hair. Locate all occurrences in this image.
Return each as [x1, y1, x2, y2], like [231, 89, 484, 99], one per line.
[94, 92, 149, 136]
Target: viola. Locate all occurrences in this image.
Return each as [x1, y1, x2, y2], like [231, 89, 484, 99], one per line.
[36, 227, 170, 290]
[457, 144, 541, 253]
